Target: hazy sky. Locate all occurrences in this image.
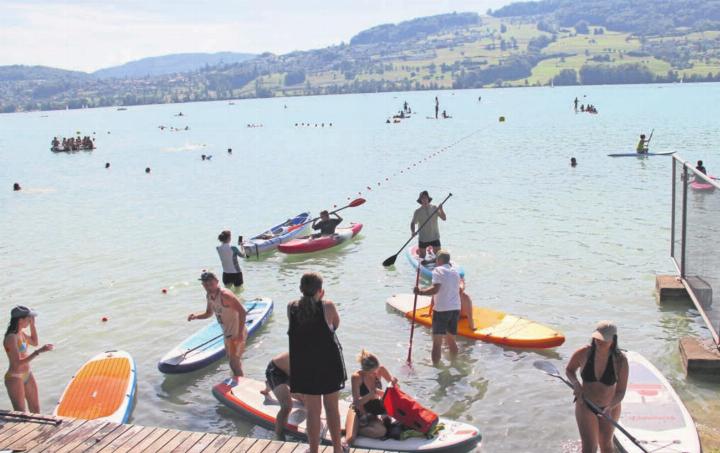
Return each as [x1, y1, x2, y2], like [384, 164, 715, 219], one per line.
[1, 0, 514, 72]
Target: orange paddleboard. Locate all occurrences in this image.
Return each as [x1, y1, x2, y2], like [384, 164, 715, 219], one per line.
[387, 294, 564, 349]
[54, 350, 136, 423]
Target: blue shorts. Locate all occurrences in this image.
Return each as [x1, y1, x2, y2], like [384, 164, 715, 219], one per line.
[432, 310, 459, 335]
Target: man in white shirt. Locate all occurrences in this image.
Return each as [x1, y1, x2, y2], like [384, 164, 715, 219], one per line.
[413, 250, 460, 365]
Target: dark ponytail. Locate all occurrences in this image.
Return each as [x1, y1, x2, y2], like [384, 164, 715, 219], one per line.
[5, 317, 20, 337]
[293, 272, 323, 323]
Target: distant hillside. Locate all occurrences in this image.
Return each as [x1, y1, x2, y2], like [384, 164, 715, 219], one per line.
[5, 4, 720, 113]
[92, 52, 256, 78]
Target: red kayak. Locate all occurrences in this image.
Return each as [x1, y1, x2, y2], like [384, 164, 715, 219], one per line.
[691, 175, 716, 192]
[277, 223, 362, 254]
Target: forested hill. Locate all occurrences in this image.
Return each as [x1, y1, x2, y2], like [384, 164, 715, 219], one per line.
[6, 3, 720, 113]
[491, 0, 720, 35]
[93, 52, 256, 79]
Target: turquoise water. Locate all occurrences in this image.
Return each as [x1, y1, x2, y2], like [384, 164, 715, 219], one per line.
[2, 83, 719, 451]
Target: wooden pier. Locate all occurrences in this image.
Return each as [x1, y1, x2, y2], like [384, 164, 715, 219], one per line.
[0, 411, 381, 453]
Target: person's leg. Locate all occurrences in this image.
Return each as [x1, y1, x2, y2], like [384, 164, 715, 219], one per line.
[304, 394, 322, 453]
[445, 335, 458, 360]
[460, 291, 475, 330]
[4, 374, 27, 412]
[225, 338, 245, 378]
[597, 405, 621, 453]
[445, 310, 459, 360]
[272, 384, 292, 441]
[358, 418, 387, 439]
[431, 335, 443, 365]
[344, 407, 359, 446]
[322, 392, 344, 453]
[418, 242, 426, 259]
[24, 373, 40, 413]
[575, 401, 600, 453]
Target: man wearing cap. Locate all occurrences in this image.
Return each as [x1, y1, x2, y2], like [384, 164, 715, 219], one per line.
[565, 321, 628, 453]
[4, 305, 53, 413]
[188, 272, 247, 378]
[411, 190, 446, 260]
[413, 250, 460, 365]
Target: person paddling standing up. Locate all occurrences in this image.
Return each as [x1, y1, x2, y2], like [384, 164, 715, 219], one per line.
[414, 250, 460, 365]
[312, 210, 342, 237]
[216, 230, 245, 290]
[565, 321, 629, 453]
[188, 272, 247, 378]
[411, 190, 446, 260]
[435, 96, 439, 119]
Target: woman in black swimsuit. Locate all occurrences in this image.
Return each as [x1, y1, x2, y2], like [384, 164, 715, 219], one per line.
[343, 350, 398, 447]
[566, 321, 628, 453]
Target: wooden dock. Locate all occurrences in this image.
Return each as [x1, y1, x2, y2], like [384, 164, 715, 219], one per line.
[0, 411, 380, 453]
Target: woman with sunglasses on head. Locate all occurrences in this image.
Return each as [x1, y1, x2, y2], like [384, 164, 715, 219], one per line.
[4, 306, 53, 413]
[566, 321, 629, 453]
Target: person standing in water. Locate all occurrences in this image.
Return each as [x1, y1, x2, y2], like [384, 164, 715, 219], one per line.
[414, 250, 461, 365]
[287, 272, 346, 453]
[636, 134, 649, 154]
[411, 190, 446, 260]
[574, 97, 579, 112]
[4, 306, 54, 413]
[216, 230, 245, 290]
[565, 321, 629, 453]
[188, 272, 247, 378]
[435, 96, 439, 119]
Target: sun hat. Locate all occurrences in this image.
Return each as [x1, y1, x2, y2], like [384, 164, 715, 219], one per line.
[591, 321, 617, 342]
[417, 190, 432, 204]
[11, 305, 37, 319]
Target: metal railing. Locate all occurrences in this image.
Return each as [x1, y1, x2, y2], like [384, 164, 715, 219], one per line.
[671, 155, 720, 348]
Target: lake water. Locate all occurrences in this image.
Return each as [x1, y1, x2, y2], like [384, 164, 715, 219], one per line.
[2, 83, 719, 452]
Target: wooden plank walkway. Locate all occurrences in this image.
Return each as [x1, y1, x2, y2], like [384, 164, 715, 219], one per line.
[0, 411, 395, 453]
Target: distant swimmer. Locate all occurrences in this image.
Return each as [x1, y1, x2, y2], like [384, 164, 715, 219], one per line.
[13, 183, 21, 191]
[571, 157, 577, 167]
[105, 162, 110, 169]
[696, 160, 707, 175]
[228, 148, 232, 154]
[478, 96, 482, 102]
[202, 155, 207, 161]
[442, 110, 451, 119]
[145, 167, 151, 174]
[636, 134, 649, 154]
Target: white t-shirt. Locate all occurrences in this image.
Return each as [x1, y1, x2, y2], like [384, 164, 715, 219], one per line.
[431, 264, 461, 312]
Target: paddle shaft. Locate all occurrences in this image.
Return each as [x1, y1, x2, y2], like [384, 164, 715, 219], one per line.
[180, 302, 258, 359]
[553, 372, 649, 452]
[0, 410, 61, 425]
[384, 193, 452, 266]
[406, 265, 422, 364]
[300, 198, 365, 228]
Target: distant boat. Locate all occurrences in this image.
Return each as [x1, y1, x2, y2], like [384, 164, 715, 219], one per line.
[117, 107, 127, 111]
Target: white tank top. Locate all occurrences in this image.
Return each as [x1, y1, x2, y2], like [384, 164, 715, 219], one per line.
[217, 243, 241, 274]
[207, 289, 240, 337]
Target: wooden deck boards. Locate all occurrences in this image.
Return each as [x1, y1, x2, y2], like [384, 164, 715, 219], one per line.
[0, 411, 391, 453]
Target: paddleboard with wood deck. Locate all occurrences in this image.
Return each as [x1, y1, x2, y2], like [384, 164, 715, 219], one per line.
[213, 376, 482, 453]
[158, 297, 273, 374]
[387, 294, 565, 349]
[614, 351, 701, 453]
[54, 350, 136, 424]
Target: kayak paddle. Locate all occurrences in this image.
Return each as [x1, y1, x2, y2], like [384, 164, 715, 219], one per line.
[533, 360, 649, 453]
[382, 193, 452, 267]
[299, 197, 366, 228]
[164, 302, 258, 366]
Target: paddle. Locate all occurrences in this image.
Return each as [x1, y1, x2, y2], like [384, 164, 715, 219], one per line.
[0, 410, 62, 426]
[299, 198, 366, 229]
[406, 265, 422, 365]
[382, 193, 452, 267]
[163, 302, 259, 366]
[643, 128, 654, 152]
[533, 361, 649, 453]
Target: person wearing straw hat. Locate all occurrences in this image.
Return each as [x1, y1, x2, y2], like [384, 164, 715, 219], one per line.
[4, 306, 54, 413]
[565, 321, 629, 453]
[411, 190, 446, 260]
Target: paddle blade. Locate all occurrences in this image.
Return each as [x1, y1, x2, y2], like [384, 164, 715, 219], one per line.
[161, 354, 186, 367]
[533, 360, 561, 378]
[382, 254, 398, 267]
[348, 197, 366, 207]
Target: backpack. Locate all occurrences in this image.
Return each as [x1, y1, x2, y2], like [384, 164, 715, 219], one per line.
[382, 386, 439, 435]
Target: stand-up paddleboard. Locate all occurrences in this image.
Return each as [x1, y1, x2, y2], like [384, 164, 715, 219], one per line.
[607, 152, 675, 157]
[690, 176, 716, 192]
[242, 212, 310, 257]
[406, 246, 465, 280]
[54, 350, 136, 423]
[387, 294, 565, 349]
[158, 297, 273, 374]
[213, 377, 482, 453]
[614, 351, 701, 453]
[277, 223, 362, 254]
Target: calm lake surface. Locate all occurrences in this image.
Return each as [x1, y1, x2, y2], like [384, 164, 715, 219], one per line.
[2, 83, 719, 452]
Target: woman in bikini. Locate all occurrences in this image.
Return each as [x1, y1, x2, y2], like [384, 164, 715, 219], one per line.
[566, 321, 629, 453]
[4, 306, 53, 413]
[343, 350, 398, 447]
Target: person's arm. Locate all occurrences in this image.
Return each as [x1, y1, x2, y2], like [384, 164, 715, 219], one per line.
[438, 205, 447, 221]
[333, 213, 343, 223]
[27, 318, 39, 347]
[410, 211, 417, 235]
[604, 355, 629, 416]
[312, 218, 320, 230]
[222, 291, 247, 340]
[414, 283, 440, 297]
[378, 365, 399, 388]
[232, 245, 246, 259]
[350, 374, 368, 415]
[188, 299, 213, 321]
[565, 346, 589, 399]
[322, 299, 340, 330]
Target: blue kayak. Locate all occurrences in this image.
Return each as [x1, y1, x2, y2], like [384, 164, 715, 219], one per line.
[158, 297, 273, 374]
[406, 245, 465, 281]
[242, 212, 310, 258]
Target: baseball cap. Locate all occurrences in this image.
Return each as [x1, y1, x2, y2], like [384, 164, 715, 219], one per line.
[591, 321, 617, 342]
[11, 305, 37, 319]
[198, 271, 218, 282]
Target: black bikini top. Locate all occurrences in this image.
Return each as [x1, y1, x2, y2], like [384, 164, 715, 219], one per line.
[581, 342, 617, 386]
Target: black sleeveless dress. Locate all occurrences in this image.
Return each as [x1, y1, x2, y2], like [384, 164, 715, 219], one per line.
[288, 299, 346, 395]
